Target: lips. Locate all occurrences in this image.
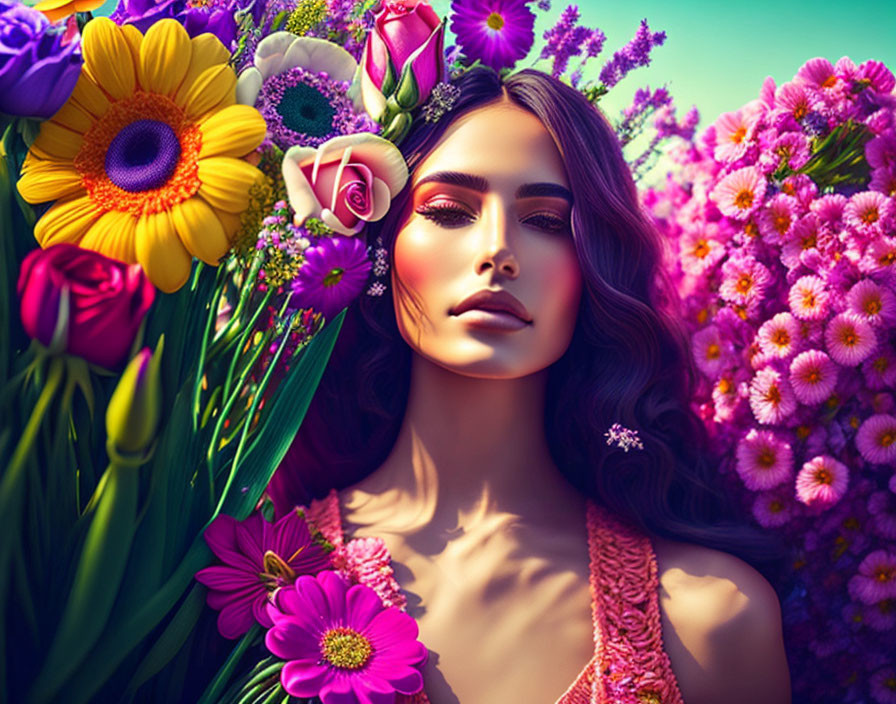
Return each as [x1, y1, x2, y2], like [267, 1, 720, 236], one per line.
[450, 289, 532, 323]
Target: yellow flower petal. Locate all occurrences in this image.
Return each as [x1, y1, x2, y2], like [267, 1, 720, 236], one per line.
[83, 18, 136, 101]
[120, 23, 143, 69]
[170, 197, 229, 265]
[50, 100, 94, 135]
[80, 210, 138, 263]
[32, 121, 83, 161]
[135, 211, 193, 293]
[198, 105, 266, 159]
[180, 64, 236, 122]
[17, 163, 83, 204]
[197, 157, 263, 214]
[139, 19, 190, 96]
[34, 195, 101, 248]
[214, 208, 243, 239]
[69, 72, 110, 119]
[174, 34, 230, 107]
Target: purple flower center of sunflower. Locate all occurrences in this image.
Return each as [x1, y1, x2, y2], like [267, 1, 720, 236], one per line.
[320, 626, 373, 669]
[104, 119, 181, 193]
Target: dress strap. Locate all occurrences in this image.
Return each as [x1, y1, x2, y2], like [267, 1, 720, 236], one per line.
[588, 502, 685, 704]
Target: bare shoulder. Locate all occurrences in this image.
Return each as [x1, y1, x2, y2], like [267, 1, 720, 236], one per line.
[651, 536, 791, 704]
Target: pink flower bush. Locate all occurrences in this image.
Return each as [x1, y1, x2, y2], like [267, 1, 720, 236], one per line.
[265, 570, 427, 703]
[195, 510, 331, 638]
[645, 55, 896, 702]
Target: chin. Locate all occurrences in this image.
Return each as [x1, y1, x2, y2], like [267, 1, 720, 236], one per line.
[415, 338, 560, 380]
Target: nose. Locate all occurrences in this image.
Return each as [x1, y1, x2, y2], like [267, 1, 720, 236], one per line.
[473, 200, 519, 279]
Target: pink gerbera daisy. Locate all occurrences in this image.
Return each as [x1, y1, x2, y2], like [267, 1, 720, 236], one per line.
[775, 81, 816, 122]
[847, 550, 896, 604]
[789, 349, 838, 404]
[795, 455, 849, 508]
[857, 59, 896, 94]
[710, 166, 767, 219]
[711, 371, 744, 423]
[859, 236, 896, 277]
[855, 413, 896, 465]
[719, 256, 772, 307]
[757, 312, 801, 360]
[847, 279, 896, 327]
[781, 214, 820, 270]
[752, 491, 793, 528]
[692, 325, 729, 377]
[680, 225, 725, 275]
[844, 191, 892, 237]
[862, 347, 896, 390]
[265, 571, 428, 704]
[870, 666, 896, 704]
[825, 312, 877, 366]
[749, 367, 798, 425]
[735, 428, 793, 490]
[870, 167, 896, 197]
[788, 275, 830, 321]
[811, 193, 848, 227]
[758, 194, 799, 244]
[711, 109, 758, 162]
[795, 57, 839, 91]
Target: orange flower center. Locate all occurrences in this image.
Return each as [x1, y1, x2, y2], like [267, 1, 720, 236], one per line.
[864, 297, 882, 315]
[75, 91, 201, 217]
[730, 126, 746, 144]
[706, 343, 720, 360]
[802, 233, 817, 250]
[874, 566, 895, 583]
[839, 327, 859, 347]
[774, 213, 791, 234]
[861, 208, 879, 224]
[757, 448, 776, 468]
[765, 384, 781, 406]
[813, 467, 833, 485]
[486, 11, 504, 30]
[880, 430, 895, 448]
[822, 75, 837, 89]
[801, 291, 817, 309]
[734, 189, 754, 209]
[772, 329, 790, 347]
[717, 378, 733, 395]
[736, 274, 754, 294]
[793, 103, 808, 120]
[693, 239, 710, 258]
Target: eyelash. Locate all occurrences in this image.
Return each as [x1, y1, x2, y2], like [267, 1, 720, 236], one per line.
[415, 203, 569, 233]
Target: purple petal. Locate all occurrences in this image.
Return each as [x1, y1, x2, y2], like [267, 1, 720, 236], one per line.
[217, 593, 257, 639]
[375, 639, 428, 667]
[236, 513, 266, 564]
[203, 515, 260, 572]
[352, 673, 395, 704]
[194, 565, 259, 592]
[319, 673, 357, 704]
[281, 660, 333, 699]
[382, 665, 425, 695]
[365, 608, 419, 648]
[273, 509, 312, 554]
[252, 591, 274, 628]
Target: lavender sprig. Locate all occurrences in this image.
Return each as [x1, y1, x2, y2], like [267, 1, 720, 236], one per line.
[597, 18, 666, 89]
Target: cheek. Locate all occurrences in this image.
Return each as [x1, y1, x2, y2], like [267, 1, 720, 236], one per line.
[541, 243, 583, 324]
[392, 225, 442, 296]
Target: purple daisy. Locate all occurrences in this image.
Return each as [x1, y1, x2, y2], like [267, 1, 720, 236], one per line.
[290, 236, 372, 321]
[195, 510, 331, 639]
[449, 0, 535, 71]
[265, 570, 428, 704]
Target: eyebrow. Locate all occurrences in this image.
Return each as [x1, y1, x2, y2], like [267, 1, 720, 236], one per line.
[413, 170, 573, 204]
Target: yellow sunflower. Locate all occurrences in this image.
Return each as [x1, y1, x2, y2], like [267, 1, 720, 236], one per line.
[17, 17, 266, 293]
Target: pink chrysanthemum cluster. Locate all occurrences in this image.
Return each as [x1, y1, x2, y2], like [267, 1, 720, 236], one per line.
[646, 56, 896, 703]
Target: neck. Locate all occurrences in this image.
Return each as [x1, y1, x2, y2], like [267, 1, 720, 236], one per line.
[351, 354, 581, 527]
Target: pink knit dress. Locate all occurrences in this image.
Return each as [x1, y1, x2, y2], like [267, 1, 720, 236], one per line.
[304, 489, 685, 704]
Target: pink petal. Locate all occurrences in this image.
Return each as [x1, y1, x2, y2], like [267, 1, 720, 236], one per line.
[384, 665, 425, 695]
[346, 584, 384, 630]
[352, 673, 395, 704]
[281, 660, 333, 699]
[266, 619, 323, 661]
[366, 608, 418, 648]
[206, 584, 258, 611]
[252, 591, 274, 628]
[217, 593, 257, 639]
[319, 672, 357, 704]
[376, 639, 428, 666]
[236, 514, 266, 564]
[274, 510, 312, 556]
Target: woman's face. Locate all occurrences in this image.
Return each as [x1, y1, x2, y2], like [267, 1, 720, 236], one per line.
[391, 98, 583, 379]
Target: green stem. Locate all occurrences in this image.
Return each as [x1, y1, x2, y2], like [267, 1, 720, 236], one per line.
[195, 624, 261, 704]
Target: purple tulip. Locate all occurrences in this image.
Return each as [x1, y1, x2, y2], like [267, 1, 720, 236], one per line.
[109, 0, 185, 34]
[110, 0, 239, 47]
[0, 0, 82, 119]
[360, 0, 445, 121]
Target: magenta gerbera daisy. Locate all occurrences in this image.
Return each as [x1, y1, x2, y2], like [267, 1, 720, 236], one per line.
[825, 312, 877, 366]
[847, 278, 896, 327]
[195, 510, 332, 638]
[265, 570, 428, 704]
[752, 490, 793, 528]
[789, 349, 838, 405]
[735, 428, 793, 491]
[845, 190, 892, 237]
[290, 236, 373, 320]
[758, 194, 799, 244]
[757, 312, 801, 360]
[449, 0, 535, 71]
[710, 166, 767, 219]
[795, 455, 849, 509]
[855, 413, 896, 466]
[862, 347, 896, 390]
[691, 325, 729, 377]
[711, 108, 757, 163]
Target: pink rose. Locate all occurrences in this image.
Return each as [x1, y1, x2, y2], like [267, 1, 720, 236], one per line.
[282, 133, 409, 236]
[17, 244, 156, 369]
[360, 0, 445, 121]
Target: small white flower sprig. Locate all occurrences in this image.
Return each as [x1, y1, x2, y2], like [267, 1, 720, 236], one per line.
[604, 423, 645, 452]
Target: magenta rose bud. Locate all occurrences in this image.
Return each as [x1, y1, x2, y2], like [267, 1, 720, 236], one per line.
[360, 0, 445, 121]
[17, 244, 156, 369]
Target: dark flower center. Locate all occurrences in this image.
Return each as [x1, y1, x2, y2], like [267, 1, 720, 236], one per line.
[323, 268, 345, 287]
[277, 83, 336, 138]
[105, 119, 181, 192]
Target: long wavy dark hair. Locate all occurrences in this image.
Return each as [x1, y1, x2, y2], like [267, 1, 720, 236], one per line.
[268, 66, 781, 569]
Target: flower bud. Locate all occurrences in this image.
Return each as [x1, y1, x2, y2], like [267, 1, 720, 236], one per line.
[105, 336, 164, 459]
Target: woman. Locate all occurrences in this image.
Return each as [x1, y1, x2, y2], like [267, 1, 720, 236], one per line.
[268, 67, 791, 704]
